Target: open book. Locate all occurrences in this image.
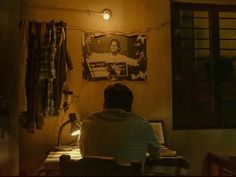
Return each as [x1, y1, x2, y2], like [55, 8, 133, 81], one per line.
[160, 145, 177, 157]
[149, 121, 177, 157]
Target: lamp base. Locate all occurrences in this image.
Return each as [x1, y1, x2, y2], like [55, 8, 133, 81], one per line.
[53, 145, 73, 151]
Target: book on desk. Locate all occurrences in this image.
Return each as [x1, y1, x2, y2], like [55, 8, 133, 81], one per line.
[160, 145, 177, 157]
[149, 120, 177, 157]
[146, 145, 177, 158]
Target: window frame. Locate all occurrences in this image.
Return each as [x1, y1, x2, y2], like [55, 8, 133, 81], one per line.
[171, 1, 236, 130]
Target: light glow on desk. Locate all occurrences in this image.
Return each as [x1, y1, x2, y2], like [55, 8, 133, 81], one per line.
[45, 148, 82, 163]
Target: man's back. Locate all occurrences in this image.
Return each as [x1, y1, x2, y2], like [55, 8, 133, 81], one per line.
[79, 109, 160, 165]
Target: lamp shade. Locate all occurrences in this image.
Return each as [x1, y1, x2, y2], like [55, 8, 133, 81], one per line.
[69, 113, 81, 136]
[57, 113, 81, 148]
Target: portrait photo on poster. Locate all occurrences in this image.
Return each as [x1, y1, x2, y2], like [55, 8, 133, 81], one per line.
[81, 33, 147, 81]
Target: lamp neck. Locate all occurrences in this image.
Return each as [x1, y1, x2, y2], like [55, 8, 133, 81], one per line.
[57, 120, 70, 146]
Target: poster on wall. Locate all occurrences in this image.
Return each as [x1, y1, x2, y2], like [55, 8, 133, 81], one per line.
[82, 33, 147, 81]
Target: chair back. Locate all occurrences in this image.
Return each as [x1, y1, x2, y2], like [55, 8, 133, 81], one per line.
[143, 157, 190, 176]
[59, 155, 142, 176]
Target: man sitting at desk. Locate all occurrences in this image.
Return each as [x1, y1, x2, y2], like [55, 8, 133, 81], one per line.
[79, 83, 160, 170]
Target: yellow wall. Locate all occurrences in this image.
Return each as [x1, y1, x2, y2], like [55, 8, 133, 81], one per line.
[19, 0, 236, 175]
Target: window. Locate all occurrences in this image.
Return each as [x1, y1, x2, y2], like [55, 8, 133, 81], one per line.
[171, 2, 236, 129]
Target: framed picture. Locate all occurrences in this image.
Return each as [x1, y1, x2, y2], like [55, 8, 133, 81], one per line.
[150, 121, 165, 145]
[82, 33, 147, 81]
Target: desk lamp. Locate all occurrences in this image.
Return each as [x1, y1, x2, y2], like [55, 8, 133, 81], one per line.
[55, 113, 80, 151]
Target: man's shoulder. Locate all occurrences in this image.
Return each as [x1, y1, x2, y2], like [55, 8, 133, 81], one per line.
[82, 113, 99, 122]
[128, 112, 150, 124]
[81, 110, 149, 125]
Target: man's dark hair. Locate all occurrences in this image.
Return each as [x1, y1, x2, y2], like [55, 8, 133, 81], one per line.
[103, 83, 133, 112]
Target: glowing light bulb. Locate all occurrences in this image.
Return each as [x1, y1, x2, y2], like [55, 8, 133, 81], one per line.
[102, 9, 111, 20]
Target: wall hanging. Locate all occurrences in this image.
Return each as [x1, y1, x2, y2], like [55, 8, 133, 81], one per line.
[82, 33, 147, 81]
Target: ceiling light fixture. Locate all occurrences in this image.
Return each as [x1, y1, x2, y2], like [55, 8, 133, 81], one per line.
[101, 9, 112, 20]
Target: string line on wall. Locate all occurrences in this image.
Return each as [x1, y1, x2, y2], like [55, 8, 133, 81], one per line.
[19, 19, 169, 36]
[66, 21, 170, 35]
[66, 25, 150, 35]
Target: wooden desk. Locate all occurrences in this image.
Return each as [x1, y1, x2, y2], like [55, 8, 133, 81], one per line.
[38, 147, 82, 176]
[39, 147, 189, 176]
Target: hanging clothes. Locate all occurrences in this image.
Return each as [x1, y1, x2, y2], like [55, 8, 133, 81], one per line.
[25, 22, 45, 132]
[39, 21, 57, 117]
[53, 21, 73, 115]
[23, 20, 73, 133]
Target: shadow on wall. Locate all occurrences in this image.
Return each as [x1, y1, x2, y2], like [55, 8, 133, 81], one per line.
[0, 115, 18, 176]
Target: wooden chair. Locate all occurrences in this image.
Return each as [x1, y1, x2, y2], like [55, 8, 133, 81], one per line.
[143, 157, 190, 176]
[202, 153, 236, 176]
[59, 155, 142, 176]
